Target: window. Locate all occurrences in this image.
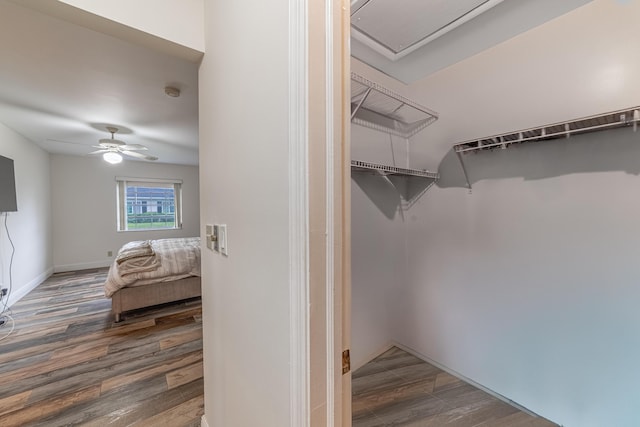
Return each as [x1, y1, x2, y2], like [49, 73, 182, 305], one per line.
[116, 177, 183, 231]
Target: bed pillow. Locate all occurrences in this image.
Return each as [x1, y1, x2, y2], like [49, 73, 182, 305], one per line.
[115, 240, 154, 264]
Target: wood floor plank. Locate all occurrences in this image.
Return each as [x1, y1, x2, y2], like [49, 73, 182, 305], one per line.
[38, 375, 170, 427]
[22, 342, 161, 403]
[75, 378, 204, 427]
[101, 350, 202, 393]
[0, 390, 31, 417]
[165, 361, 204, 390]
[50, 340, 111, 359]
[0, 384, 101, 427]
[32, 307, 78, 318]
[7, 309, 111, 335]
[0, 318, 156, 368]
[5, 296, 52, 311]
[0, 325, 68, 350]
[131, 395, 204, 427]
[0, 345, 109, 384]
[160, 328, 202, 350]
[18, 337, 199, 403]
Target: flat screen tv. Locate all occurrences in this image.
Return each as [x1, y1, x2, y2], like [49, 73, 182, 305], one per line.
[0, 155, 18, 212]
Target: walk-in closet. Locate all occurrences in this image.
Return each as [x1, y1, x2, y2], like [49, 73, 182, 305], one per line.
[349, 1, 640, 426]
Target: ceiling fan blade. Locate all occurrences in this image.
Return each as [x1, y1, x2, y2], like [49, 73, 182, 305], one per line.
[88, 149, 110, 155]
[122, 150, 158, 161]
[120, 144, 148, 151]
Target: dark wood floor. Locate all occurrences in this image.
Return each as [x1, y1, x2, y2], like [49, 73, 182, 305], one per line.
[353, 347, 558, 427]
[0, 268, 203, 427]
[1, 269, 559, 426]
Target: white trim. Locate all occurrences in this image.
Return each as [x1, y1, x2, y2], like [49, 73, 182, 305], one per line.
[200, 415, 210, 427]
[54, 261, 111, 273]
[289, 0, 310, 426]
[115, 178, 182, 231]
[6, 267, 53, 307]
[351, 0, 506, 61]
[117, 180, 126, 230]
[392, 341, 548, 420]
[173, 182, 183, 229]
[115, 176, 182, 184]
[324, 0, 336, 425]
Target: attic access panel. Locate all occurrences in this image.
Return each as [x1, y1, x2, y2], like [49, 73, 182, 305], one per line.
[351, 0, 505, 60]
[351, 72, 438, 138]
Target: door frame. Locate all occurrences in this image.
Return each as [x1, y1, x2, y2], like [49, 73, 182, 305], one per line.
[288, 0, 351, 425]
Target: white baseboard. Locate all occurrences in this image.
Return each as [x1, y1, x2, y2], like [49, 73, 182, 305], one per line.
[391, 341, 548, 420]
[54, 260, 111, 273]
[351, 341, 395, 372]
[6, 267, 53, 307]
[201, 414, 210, 427]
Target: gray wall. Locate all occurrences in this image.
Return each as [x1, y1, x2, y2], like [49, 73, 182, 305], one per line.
[50, 154, 200, 272]
[0, 123, 52, 305]
[402, 129, 640, 427]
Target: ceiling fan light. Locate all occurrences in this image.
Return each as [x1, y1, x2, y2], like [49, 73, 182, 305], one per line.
[103, 152, 123, 164]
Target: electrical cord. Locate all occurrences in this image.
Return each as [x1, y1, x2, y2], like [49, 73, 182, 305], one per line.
[0, 212, 15, 341]
[0, 313, 14, 342]
[1, 212, 14, 313]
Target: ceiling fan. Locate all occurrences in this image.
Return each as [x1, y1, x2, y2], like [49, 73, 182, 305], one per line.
[89, 126, 158, 164]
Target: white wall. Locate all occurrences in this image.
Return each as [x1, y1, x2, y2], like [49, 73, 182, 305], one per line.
[50, 154, 199, 272]
[353, 1, 640, 426]
[351, 125, 410, 369]
[0, 123, 52, 306]
[57, 0, 204, 53]
[350, 179, 401, 370]
[199, 1, 291, 425]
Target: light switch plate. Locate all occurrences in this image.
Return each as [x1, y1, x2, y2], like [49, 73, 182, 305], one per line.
[218, 224, 228, 256]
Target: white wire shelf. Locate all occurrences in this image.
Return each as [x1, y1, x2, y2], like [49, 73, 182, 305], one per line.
[454, 107, 640, 154]
[351, 160, 439, 179]
[351, 72, 438, 138]
[452, 106, 640, 191]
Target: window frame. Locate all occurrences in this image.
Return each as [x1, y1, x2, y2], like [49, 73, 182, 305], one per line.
[115, 176, 183, 232]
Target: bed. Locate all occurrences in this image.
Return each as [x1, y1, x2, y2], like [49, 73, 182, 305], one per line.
[104, 237, 201, 322]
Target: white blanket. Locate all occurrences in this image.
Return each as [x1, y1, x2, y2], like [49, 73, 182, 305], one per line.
[104, 237, 201, 297]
